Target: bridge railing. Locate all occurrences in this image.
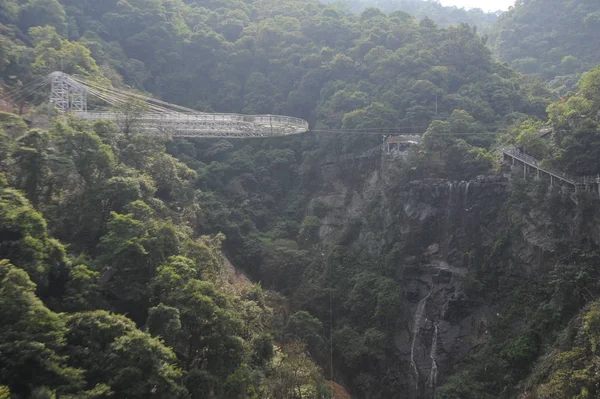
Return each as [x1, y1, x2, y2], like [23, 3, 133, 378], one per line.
[501, 146, 600, 185]
[578, 175, 600, 184]
[501, 146, 577, 183]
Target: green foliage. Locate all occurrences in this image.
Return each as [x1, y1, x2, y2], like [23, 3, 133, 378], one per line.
[0, 112, 327, 396]
[299, 216, 322, 247]
[321, 0, 498, 28]
[0, 260, 84, 397]
[19, 0, 67, 36]
[96, 211, 150, 303]
[0, 0, 546, 133]
[544, 65, 600, 174]
[285, 311, 325, 356]
[265, 341, 329, 399]
[29, 25, 98, 76]
[146, 303, 182, 342]
[502, 331, 541, 373]
[499, 64, 600, 175]
[114, 97, 150, 136]
[251, 334, 275, 367]
[502, 119, 548, 159]
[533, 303, 600, 398]
[342, 102, 399, 130]
[0, 187, 66, 289]
[438, 372, 495, 399]
[64, 310, 187, 397]
[0, 112, 28, 138]
[13, 129, 52, 207]
[59, 264, 102, 312]
[422, 109, 494, 179]
[107, 329, 187, 398]
[0, 0, 584, 397]
[491, 0, 600, 85]
[0, 0, 18, 24]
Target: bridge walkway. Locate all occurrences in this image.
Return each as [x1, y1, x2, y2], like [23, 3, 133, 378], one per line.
[500, 146, 600, 197]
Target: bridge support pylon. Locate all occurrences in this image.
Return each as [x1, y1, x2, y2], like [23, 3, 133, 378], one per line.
[49, 72, 87, 113]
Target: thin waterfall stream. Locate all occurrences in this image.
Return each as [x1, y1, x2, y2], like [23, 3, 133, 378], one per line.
[410, 285, 434, 395]
[441, 182, 454, 261]
[428, 323, 439, 398]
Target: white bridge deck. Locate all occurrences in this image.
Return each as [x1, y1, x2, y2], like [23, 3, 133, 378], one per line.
[47, 72, 309, 138]
[73, 111, 309, 138]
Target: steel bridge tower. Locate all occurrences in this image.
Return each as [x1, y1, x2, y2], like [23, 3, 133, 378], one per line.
[49, 72, 87, 112]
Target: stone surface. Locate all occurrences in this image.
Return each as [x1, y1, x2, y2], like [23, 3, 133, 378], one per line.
[304, 153, 587, 398]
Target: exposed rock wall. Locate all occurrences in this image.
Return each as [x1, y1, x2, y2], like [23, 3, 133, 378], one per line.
[300, 145, 600, 399]
[311, 154, 600, 398]
[388, 176, 510, 399]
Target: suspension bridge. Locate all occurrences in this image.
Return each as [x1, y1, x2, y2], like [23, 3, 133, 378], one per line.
[7, 72, 310, 138]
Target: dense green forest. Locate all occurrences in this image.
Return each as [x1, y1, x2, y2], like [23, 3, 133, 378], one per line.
[0, 0, 549, 130]
[0, 114, 332, 398]
[491, 0, 600, 92]
[318, 0, 499, 28]
[2, 0, 600, 398]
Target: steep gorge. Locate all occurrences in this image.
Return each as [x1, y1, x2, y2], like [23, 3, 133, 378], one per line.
[261, 147, 600, 398]
[3, 0, 600, 397]
[302, 152, 508, 397]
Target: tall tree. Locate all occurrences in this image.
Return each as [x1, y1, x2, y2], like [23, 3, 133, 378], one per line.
[0, 260, 83, 397]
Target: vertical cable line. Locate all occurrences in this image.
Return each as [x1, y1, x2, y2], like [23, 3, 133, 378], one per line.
[329, 254, 334, 382]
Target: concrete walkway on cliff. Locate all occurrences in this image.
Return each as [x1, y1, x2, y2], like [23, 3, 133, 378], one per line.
[500, 146, 600, 196]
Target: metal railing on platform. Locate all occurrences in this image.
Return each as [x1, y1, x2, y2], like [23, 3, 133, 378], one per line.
[501, 146, 578, 184]
[501, 146, 600, 186]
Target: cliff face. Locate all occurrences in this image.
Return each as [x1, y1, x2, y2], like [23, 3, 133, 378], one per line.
[309, 155, 508, 397]
[396, 177, 510, 399]
[308, 154, 598, 398]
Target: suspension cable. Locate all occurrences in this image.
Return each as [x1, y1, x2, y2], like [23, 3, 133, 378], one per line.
[0, 77, 49, 104]
[69, 75, 200, 114]
[73, 78, 175, 113]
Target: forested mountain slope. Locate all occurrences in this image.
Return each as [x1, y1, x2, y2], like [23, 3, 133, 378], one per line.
[319, 0, 499, 28]
[491, 0, 600, 91]
[4, 0, 600, 399]
[163, 70, 600, 399]
[0, 117, 331, 398]
[0, 0, 549, 133]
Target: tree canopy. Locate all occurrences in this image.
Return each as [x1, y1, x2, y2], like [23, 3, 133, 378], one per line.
[491, 0, 600, 92]
[1, 0, 599, 398]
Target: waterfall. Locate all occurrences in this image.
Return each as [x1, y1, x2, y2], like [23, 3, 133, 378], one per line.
[428, 323, 439, 398]
[464, 181, 471, 209]
[442, 183, 454, 261]
[410, 286, 433, 395]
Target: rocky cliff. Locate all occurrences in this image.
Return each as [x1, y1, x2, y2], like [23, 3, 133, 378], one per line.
[307, 152, 598, 398]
